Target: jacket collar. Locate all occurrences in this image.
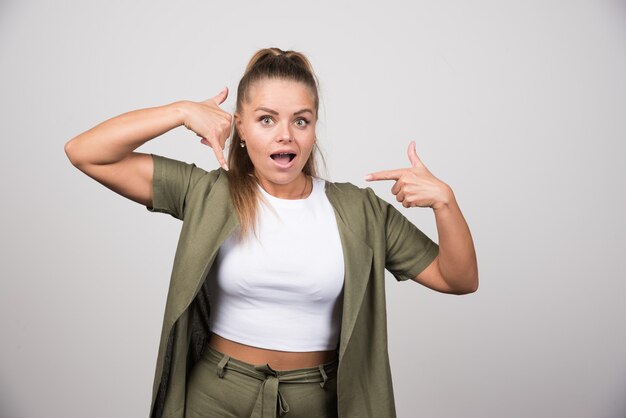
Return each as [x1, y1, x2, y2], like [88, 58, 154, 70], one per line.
[324, 182, 374, 360]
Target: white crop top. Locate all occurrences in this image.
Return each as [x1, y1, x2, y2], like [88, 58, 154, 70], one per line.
[207, 177, 345, 352]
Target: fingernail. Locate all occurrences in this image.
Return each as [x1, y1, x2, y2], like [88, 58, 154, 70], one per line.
[364, 174, 372, 181]
[222, 163, 229, 171]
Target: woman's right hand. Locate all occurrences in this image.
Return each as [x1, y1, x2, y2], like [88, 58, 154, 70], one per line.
[65, 89, 233, 207]
[180, 87, 233, 171]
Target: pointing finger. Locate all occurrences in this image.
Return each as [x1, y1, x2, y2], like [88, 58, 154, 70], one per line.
[407, 141, 424, 168]
[199, 135, 229, 171]
[364, 169, 404, 182]
[213, 144, 229, 171]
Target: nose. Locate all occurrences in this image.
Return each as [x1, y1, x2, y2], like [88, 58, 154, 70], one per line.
[277, 122, 293, 143]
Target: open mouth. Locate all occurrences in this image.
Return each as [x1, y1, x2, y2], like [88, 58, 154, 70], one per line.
[270, 152, 296, 165]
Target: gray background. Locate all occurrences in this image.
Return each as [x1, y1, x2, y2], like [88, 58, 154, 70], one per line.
[1, 1, 625, 417]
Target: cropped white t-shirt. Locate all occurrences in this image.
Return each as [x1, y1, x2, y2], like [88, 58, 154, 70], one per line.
[207, 177, 345, 352]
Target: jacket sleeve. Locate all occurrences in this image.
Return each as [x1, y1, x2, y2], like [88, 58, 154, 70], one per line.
[146, 154, 216, 220]
[379, 194, 440, 282]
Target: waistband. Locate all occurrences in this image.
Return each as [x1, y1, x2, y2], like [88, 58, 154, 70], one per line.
[205, 345, 338, 418]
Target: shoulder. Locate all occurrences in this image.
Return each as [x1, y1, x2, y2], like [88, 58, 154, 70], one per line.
[152, 154, 225, 189]
[324, 179, 385, 204]
[149, 154, 228, 219]
[323, 179, 389, 218]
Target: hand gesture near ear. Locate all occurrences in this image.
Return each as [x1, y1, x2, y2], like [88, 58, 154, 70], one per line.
[64, 87, 235, 208]
[180, 87, 233, 170]
[365, 141, 453, 210]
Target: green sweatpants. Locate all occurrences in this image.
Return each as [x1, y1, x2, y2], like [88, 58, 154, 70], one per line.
[185, 345, 339, 418]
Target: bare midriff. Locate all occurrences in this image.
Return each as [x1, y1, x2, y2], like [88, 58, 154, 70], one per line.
[209, 332, 338, 371]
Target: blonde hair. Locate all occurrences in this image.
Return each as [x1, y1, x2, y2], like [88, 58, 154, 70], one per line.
[227, 48, 321, 235]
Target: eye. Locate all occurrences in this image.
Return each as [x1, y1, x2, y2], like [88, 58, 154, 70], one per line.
[294, 118, 309, 128]
[259, 115, 274, 125]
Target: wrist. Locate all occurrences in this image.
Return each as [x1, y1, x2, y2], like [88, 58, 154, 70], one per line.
[432, 184, 455, 211]
[168, 100, 191, 128]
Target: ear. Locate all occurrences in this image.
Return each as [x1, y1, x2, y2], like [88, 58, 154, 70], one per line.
[234, 112, 245, 138]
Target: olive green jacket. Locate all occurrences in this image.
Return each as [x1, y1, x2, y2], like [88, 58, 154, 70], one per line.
[147, 155, 439, 418]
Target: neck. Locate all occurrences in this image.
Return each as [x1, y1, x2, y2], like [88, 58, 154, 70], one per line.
[257, 173, 312, 200]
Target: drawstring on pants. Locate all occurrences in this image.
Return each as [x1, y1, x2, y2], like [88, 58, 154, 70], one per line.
[216, 354, 229, 378]
[213, 348, 337, 418]
[318, 365, 328, 389]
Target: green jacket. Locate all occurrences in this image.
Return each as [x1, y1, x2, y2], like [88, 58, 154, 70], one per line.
[147, 155, 439, 418]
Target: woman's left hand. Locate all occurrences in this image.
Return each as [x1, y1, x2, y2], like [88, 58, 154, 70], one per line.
[367, 141, 478, 294]
[365, 141, 453, 210]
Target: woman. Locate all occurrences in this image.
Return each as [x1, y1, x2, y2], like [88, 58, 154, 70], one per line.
[64, 48, 478, 418]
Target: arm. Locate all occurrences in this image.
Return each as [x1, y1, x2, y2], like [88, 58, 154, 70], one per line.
[366, 141, 478, 295]
[64, 88, 232, 206]
[415, 191, 478, 294]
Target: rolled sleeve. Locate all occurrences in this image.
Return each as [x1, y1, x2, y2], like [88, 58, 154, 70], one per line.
[384, 202, 439, 282]
[146, 154, 201, 220]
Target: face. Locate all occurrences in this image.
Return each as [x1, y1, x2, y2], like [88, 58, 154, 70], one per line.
[235, 78, 317, 198]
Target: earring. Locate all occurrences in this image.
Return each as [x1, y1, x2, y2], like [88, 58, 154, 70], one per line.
[240, 140, 246, 148]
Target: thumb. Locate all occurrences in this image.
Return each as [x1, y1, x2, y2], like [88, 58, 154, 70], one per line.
[407, 141, 424, 168]
[210, 87, 229, 105]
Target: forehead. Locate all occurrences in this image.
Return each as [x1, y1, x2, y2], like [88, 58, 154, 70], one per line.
[243, 78, 316, 111]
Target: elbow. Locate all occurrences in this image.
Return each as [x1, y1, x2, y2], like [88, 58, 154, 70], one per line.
[448, 271, 479, 295]
[64, 139, 76, 164]
[459, 279, 479, 295]
[64, 138, 83, 168]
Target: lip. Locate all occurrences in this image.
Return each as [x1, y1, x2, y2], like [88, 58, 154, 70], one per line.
[269, 149, 298, 170]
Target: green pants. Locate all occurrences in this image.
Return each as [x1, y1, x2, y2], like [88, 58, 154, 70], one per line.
[185, 345, 339, 418]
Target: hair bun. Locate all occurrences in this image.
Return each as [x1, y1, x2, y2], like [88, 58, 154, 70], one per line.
[244, 48, 316, 82]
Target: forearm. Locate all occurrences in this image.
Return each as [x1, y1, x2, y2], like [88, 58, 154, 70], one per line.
[64, 101, 187, 167]
[433, 188, 478, 292]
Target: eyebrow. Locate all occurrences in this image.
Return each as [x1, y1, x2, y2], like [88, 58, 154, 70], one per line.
[254, 107, 314, 116]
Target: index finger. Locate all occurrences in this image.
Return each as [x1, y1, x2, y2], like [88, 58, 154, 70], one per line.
[200, 136, 229, 171]
[364, 169, 404, 181]
[213, 146, 229, 171]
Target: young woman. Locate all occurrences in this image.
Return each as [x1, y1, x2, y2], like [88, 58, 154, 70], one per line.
[65, 48, 478, 418]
